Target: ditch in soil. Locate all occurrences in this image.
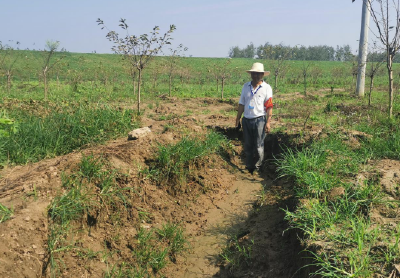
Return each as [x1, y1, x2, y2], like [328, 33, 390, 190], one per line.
[198, 128, 311, 278]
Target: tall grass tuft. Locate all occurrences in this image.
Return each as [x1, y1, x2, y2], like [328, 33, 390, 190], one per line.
[1, 104, 139, 165]
[150, 131, 229, 190]
[277, 131, 393, 276]
[358, 117, 400, 160]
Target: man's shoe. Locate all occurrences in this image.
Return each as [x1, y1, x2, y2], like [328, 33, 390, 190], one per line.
[246, 168, 255, 175]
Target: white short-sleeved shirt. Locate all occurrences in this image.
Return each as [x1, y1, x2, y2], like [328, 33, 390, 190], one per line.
[239, 81, 273, 119]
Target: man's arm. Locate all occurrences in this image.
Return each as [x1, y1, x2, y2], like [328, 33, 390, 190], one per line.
[236, 104, 244, 128]
[265, 107, 272, 133]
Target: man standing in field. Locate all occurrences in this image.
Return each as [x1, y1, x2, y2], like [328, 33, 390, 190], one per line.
[235, 62, 273, 174]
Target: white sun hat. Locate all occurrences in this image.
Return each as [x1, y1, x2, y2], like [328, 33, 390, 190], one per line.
[246, 62, 270, 76]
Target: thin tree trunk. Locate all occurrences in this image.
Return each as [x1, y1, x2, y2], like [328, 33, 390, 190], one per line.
[386, 2, 393, 118]
[133, 74, 136, 96]
[169, 74, 172, 97]
[137, 69, 142, 113]
[6, 72, 11, 93]
[369, 76, 374, 106]
[44, 70, 48, 100]
[153, 72, 158, 89]
[388, 62, 394, 118]
[221, 78, 224, 99]
[303, 74, 307, 96]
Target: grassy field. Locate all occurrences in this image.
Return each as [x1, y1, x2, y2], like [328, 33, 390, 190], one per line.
[1, 50, 400, 101]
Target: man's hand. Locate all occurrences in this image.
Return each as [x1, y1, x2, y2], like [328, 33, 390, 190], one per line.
[265, 122, 271, 134]
[236, 104, 244, 129]
[235, 118, 241, 129]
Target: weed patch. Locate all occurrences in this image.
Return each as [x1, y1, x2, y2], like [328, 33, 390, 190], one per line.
[103, 223, 187, 278]
[0, 203, 12, 223]
[147, 131, 230, 193]
[219, 233, 254, 273]
[277, 129, 400, 276]
[358, 117, 400, 160]
[1, 104, 139, 165]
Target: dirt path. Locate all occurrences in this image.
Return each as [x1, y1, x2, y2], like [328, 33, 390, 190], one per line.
[181, 173, 262, 277]
[164, 161, 306, 278]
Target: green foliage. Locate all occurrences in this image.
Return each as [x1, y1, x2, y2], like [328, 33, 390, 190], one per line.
[0, 104, 139, 165]
[107, 224, 187, 277]
[3, 51, 398, 103]
[135, 228, 169, 272]
[156, 222, 187, 257]
[0, 112, 18, 164]
[0, 112, 18, 138]
[358, 117, 400, 160]
[220, 234, 254, 272]
[79, 154, 105, 182]
[149, 131, 228, 189]
[0, 203, 13, 223]
[277, 128, 400, 276]
[104, 262, 148, 278]
[324, 102, 338, 113]
[48, 183, 90, 224]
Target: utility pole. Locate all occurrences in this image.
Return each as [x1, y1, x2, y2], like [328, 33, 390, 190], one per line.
[355, 0, 371, 97]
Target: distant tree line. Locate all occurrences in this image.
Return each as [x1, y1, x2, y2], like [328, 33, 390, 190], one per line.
[228, 42, 400, 63]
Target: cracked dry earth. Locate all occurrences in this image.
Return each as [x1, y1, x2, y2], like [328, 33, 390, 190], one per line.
[0, 97, 305, 278]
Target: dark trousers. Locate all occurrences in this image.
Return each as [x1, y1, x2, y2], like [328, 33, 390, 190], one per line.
[242, 116, 266, 170]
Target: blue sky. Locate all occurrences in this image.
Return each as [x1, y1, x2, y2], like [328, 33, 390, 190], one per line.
[0, 0, 366, 57]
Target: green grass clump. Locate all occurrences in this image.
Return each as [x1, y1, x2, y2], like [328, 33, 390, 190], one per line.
[0, 104, 139, 165]
[0, 203, 13, 223]
[104, 223, 187, 278]
[104, 263, 148, 278]
[219, 233, 254, 272]
[48, 183, 90, 224]
[45, 154, 120, 277]
[278, 134, 366, 198]
[46, 174, 94, 277]
[149, 131, 229, 190]
[156, 222, 187, 258]
[0, 111, 18, 138]
[277, 129, 400, 277]
[357, 117, 400, 160]
[78, 154, 121, 195]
